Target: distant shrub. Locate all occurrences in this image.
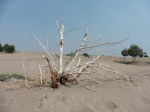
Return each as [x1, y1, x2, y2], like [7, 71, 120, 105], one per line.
[82, 53, 90, 58]
[139, 52, 149, 57]
[139, 53, 143, 57]
[143, 52, 148, 57]
[144, 55, 148, 57]
[66, 52, 75, 57]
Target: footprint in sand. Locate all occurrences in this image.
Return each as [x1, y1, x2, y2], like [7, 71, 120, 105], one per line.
[105, 101, 118, 112]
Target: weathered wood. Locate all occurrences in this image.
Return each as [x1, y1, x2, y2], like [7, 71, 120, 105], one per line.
[42, 55, 58, 88]
[59, 24, 64, 74]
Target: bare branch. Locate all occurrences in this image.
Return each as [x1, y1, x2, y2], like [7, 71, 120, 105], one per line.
[64, 24, 89, 33]
[78, 37, 129, 51]
[65, 31, 88, 71]
[33, 34, 56, 70]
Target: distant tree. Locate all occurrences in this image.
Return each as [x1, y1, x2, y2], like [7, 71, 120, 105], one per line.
[144, 55, 148, 57]
[139, 53, 143, 57]
[143, 52, 148, 57]
[3, 44, 15, 53]
[3, 44, 9, 53]
[8, 45, 15, 53]
[138, 52, 148, 57]
[0, 43, 2, 52]
[128, 44, 143, 61]
[121, 49, 128, 62]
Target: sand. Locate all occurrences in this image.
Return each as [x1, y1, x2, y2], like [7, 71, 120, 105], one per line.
[0, 52, 150, 112]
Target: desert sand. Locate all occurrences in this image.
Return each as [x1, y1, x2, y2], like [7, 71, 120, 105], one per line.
[0, 52, 150, 112]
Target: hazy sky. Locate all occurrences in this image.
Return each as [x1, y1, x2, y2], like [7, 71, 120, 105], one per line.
[0, 0, 150, 56]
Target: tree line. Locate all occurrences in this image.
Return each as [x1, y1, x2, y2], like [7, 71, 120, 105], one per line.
[121, 44, 148, 61]
[0, 43, 15, 53]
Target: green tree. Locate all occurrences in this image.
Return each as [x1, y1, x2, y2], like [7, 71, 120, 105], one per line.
[128, 44, 143, 61]
[139, 53, 143, 57]
[3, 44, 15, 53]
[143, 52, 148, 57]
[121, 49, 128, 62]
[3, 44, 9, 53]
[0, 43, 3, 52]
[8, 45, 15, 53]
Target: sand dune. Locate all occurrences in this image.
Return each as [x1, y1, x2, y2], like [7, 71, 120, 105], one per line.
[0, 52, 150, 112]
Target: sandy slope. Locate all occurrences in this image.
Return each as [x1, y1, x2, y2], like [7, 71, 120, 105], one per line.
[0, 52, 150, 112]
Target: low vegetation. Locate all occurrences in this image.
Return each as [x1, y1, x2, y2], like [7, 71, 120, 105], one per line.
[0, 73, 28, 81]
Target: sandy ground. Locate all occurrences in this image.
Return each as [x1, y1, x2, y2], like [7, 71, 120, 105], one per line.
[0, 52, 150, 112]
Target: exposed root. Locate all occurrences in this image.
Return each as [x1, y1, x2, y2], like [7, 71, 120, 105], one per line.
[50, 71, 58, 88]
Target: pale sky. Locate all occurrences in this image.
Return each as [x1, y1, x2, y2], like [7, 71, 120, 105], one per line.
[0, 0, 150, 56]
